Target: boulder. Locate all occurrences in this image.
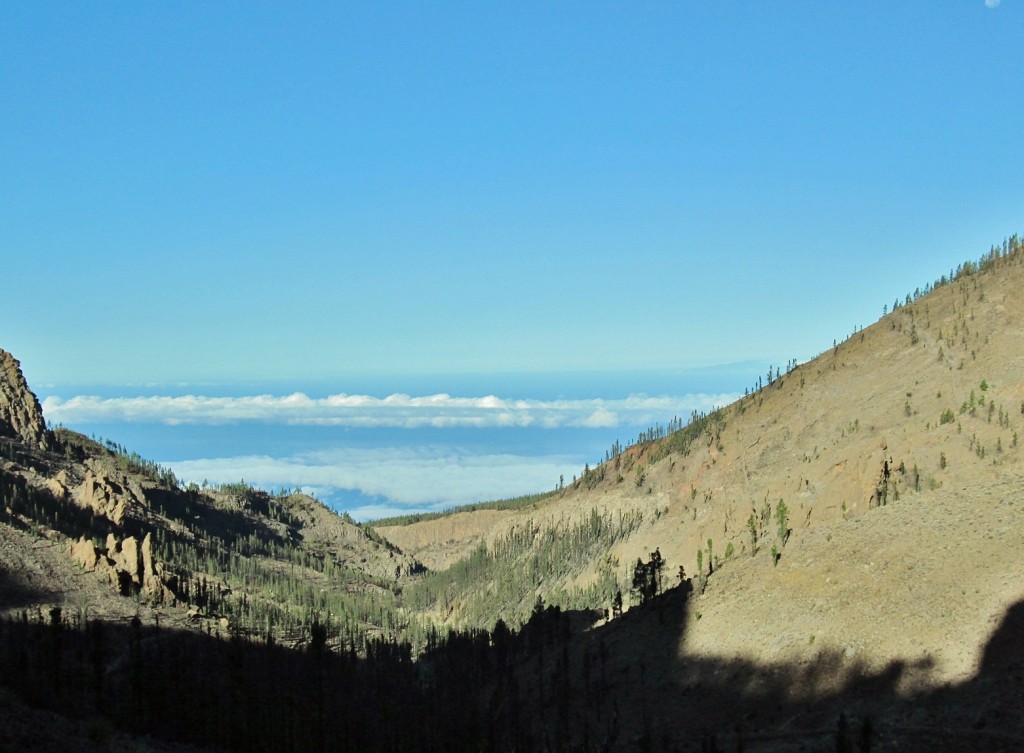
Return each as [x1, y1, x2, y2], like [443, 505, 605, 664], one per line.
[46, 470, 68, 499]
[118, 536, 142, 587]
[140, 532, 169, 599]
[67, 536, 100, 572]
[141, 533, 155, 587]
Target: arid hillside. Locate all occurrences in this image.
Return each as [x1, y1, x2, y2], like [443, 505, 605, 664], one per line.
[2, 240, 1023, 752]
[379, 244, 1024, 688]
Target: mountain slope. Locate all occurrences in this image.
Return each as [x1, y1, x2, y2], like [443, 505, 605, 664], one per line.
[380, 243, 1024, 679]
[0, 348, 422, 647]
[366, 240, 1024, 749]
[2, 238, 1023, 751]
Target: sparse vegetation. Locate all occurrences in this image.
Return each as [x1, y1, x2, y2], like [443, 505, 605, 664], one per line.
[403, 508, 644, 630]
[635, 465, 646, 488]
[3, 232, 1024, 751]
[776, 500, 790, 545]
[631, 548, 665, 604]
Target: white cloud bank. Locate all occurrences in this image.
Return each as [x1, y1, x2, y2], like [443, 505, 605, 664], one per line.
[168, 446, 579, 520]
[44, 388, 742, 520]
[43, 390, 739, 431]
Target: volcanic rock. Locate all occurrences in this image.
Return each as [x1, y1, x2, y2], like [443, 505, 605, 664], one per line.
[0, 348, 49, 451]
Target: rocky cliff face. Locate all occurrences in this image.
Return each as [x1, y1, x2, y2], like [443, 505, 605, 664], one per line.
[0, 348, 49, 451]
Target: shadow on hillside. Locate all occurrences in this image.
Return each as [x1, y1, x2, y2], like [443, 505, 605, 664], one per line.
[0, 587, 1021, 753]
[143, 486, 291, 549]
[545, 584, 1024, 752]
[0, 610, 433, 753]
[0, 569, 47, 612]
[1, 466, 117, 545]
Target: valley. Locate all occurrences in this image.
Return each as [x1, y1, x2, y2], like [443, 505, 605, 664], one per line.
[2, 238, 1023, 751]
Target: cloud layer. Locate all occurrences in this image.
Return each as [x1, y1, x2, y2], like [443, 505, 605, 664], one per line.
[43, 390, 738, 431]
[44, 388, 741, 520]
[168, 446, 578, 520]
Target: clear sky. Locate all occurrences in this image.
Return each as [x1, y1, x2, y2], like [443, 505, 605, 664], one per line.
[2, 1, 1021, 387]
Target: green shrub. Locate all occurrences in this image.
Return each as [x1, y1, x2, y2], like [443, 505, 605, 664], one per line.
[775, 499, 790, 544]
[634, 466, 646, 488]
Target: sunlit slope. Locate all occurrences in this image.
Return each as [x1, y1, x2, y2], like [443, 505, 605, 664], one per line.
[381, 248, 1024, 679]
[620, 251, 1023, 586]
[377, 509, 513, 572]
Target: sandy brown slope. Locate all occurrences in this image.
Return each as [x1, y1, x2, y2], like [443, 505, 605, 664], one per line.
[380, 248, 1024, 691]
[376, 508, 511, 571]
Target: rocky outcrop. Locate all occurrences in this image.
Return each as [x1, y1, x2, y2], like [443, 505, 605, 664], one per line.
[68, 536, 100, 571]
[72, 469, 145, 525]
[66, 531, 178, 604]
[0, 348, 49, 451]
[46, 470, 70, 499]
[109, 533, 141, 588]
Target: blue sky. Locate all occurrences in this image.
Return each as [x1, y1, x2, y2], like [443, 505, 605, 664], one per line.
[3, 1, 1020, 388]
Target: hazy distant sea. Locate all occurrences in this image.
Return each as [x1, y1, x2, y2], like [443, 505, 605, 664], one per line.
[37, 366, 757, 521]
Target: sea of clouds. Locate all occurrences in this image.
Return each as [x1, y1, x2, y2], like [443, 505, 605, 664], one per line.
[42, 391, 737, 430]
[42, 388, 740, 520]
